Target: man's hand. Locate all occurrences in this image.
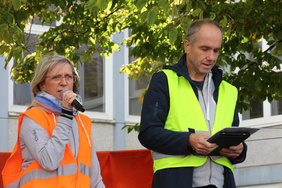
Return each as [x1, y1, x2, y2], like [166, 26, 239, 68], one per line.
[220, 143, 244, 158]
[188, 133, 218, 155]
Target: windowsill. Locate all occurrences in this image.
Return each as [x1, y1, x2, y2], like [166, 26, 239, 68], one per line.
[240, 114, 282, 128]
[125, 115, 141, 125]
[8, 105, 115, 124]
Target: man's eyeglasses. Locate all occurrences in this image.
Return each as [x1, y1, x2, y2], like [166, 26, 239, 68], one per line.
[46, 75, 77, 83]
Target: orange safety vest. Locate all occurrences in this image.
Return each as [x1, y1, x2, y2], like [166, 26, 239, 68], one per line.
[2, 108, 92, 188]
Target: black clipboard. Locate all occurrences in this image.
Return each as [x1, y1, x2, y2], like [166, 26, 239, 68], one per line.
[207, 127, 260, 156]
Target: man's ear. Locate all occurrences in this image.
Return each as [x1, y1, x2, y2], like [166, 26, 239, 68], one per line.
[184, 40, 191, 55]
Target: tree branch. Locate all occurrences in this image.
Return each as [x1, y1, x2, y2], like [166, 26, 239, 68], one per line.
[263, 40, 282, 53]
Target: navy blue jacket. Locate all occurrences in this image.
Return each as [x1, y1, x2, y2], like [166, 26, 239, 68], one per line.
[138, 53, 247, 188]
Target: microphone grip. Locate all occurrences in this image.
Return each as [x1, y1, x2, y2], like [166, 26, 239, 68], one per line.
[71, 99, 85, 112]
[61, 89, 85, 112]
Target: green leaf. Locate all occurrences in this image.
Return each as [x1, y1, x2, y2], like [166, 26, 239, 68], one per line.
[5, 51, 13, 65]
[163, 4, 170, 16]
[169, 27, 177, 43]
[267, 40, 275, 46]
[89, 38, 96, 45]
[193, 8, 201, 16]
[140, 11, 149, 23]
[210, 12, 216, 20]
[0, 24, 8, 33]
[3, 30, 12, 44]
[12, 0, 21, 10]
[104, 52, 110, 59]
[147, 10, 156, 26]
[100, 0, 109, 11]
[85, 0, 97, 10]
[219, 15, 228, 27]
[0, 45, 10, 55]
[136, 0, 146, 10]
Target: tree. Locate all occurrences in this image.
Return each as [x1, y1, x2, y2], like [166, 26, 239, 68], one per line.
[0, 0, 127, 82]
[1, 0, 281, 115]
[120, 0, 282, 113]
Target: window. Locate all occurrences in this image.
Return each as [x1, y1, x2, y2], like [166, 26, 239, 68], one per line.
[10, 16, 110, 118]
[242, 100, 263, 120]
[271, 98, 282, 116]
[77, 53, 105, 112]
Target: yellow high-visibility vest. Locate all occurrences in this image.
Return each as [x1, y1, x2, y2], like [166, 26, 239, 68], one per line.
[152, 69, 238, 173]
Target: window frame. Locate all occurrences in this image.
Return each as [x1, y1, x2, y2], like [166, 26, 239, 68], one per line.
[239, 100, 282, 128]
[124, 29, 142, 125]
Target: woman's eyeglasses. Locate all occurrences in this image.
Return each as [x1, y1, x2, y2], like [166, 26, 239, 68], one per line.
[46, 75, 77, 83]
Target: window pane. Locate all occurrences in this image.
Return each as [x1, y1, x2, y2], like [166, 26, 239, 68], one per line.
[30, 6, 56, 26]
[128, 48, 150, 116]
[13, 33, 38, 106]
[271, 98, 282, 116]
[136, 77, 149, 90]
[13, 83, 33, 105]
[78, 53, 104, 112]
[242, 100, 263, 120]
[129, 77, 149, 116]
[31, 16, 56, 26]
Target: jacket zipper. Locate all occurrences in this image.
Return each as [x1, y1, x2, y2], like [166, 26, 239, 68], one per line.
[200, 89, 212, 184]
[154, 102, 159, 117]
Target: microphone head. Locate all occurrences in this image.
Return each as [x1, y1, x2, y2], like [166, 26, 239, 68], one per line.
[60, 89, 69, 97]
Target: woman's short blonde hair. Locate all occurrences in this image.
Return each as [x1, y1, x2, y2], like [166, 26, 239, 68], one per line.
[31, 52, 80, 97]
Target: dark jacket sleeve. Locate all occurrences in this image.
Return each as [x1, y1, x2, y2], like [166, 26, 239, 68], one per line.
[138, 72, 192, 155]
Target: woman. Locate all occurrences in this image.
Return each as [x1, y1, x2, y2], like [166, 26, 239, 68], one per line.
[2, 53, 105, 188]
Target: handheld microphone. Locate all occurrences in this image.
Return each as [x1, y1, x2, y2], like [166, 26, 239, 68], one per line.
[61, 89, 85, 112]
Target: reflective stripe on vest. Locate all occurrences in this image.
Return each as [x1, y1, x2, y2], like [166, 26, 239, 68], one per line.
[79, 162, 91, 177]
[2, 108, 92, 188]
[152, 69, 238, 173]
[6, 163, 78, 188]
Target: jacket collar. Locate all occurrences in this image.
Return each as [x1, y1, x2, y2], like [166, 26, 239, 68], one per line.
[163, 53, 223, 89]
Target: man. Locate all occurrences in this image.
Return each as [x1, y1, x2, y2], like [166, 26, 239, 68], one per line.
[138, 19, 247, 188]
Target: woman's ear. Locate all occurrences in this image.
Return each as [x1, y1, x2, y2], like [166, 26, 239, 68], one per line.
[38, 82, 45, 92]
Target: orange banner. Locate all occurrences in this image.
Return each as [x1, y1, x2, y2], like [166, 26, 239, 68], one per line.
[1, 149, 153, 188]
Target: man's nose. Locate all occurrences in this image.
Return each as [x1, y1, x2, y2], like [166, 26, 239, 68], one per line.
[207, 51, 216, 61]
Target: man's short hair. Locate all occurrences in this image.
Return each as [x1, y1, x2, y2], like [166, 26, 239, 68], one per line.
[185, 19, 223, 45]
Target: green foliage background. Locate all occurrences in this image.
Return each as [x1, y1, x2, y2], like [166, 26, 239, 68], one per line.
[0, 0, 281, 118]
